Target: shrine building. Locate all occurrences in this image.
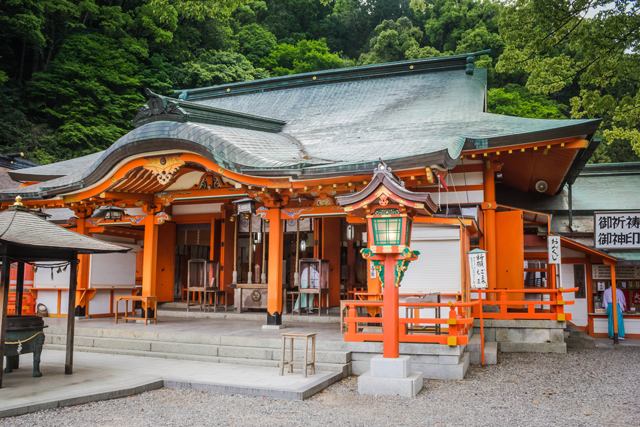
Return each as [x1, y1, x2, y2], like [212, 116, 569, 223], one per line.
[2, 50, 636, 345]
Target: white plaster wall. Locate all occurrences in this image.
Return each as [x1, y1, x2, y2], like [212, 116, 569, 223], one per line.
[89, 252, 136, 287]
[37, 290, 58, 315]
[60, 291, 69, 315]
[594, 316, 640, 335]
[34, 262, 71, 288]
[561, 264, 588, 327]
[593, 317, 608, 334]
[89, 290, 111, 315]
[172, 203, 222, 215]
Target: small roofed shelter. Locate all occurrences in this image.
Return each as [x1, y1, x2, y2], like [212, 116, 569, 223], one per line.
[0, 197, 130, 388]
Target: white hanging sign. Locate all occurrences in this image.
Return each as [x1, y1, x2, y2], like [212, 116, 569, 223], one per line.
[548, 236, 561, 265]
[468, 250, 488, 289]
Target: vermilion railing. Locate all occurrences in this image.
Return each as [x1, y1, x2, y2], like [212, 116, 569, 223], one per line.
[470, 288, 576, 322]
[8, 292, 37, 315]
[343, 300, 482, 347]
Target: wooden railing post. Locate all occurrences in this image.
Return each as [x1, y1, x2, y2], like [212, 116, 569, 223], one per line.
[447, 306, 458, 346]
[347, 304, 357, 334]
[556, 289, 565, 321]
[500, 291, 507, 314]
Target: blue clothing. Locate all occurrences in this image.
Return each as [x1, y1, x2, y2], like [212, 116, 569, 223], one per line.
[607, 303, 625, 339]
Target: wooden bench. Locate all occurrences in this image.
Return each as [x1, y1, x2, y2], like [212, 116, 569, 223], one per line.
[115, 296, 157, 325]
[279, 332, 316, 378]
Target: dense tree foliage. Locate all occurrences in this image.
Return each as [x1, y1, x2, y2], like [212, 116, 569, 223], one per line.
[0, 0, 637, 164]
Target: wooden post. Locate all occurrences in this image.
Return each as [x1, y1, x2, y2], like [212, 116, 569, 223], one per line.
[0, 256, 11, 388]
[483, 161, 497, 295]
[15, 261, 25, 316]
[610, 264, 619, 344]
[65, 256, 78, 375]
[266, 207, 283, 325]
[142, 215, 159, 298]
[74, 210, 91, 316]
[382, 255, 399, 358]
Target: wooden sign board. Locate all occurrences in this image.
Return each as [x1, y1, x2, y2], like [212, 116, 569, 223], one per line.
[595, 211, 640, 249]
[592, 264, 640, 280]
[468, 251, 488, 289]
[547, 236, 561, 265]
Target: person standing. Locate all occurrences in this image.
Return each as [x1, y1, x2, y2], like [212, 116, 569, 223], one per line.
[602, 285, 626, 340]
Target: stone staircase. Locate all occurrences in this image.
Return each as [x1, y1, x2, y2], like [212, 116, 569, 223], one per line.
[157, 302, 341, 323]
[43, 325, 351, 377]
[43, 323, 482, 380]
[465, 334, 498, 365]
[564, 323, 596, 349]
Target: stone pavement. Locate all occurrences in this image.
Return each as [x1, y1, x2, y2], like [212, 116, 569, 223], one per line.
[0, 349, 342, 418]
[45, 316, 348, 342]
[594, 337, 640, 348]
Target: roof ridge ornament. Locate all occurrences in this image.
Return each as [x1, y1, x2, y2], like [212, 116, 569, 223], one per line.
[9, 196, 27, 211]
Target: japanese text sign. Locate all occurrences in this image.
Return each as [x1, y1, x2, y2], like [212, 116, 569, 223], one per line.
[468, 249, 488, 289]
[595, 212, 640, 249]
[548, 236, 561, 265]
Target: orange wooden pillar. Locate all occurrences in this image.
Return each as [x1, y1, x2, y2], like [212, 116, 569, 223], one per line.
[73, 209, 91, 316]
[266, 207, 283, 325]
[155, 222, 176, 302]
[382, 255, 399, 358]
[482, 160, 500, 295]
[322, 217, 341, 306]
[141, 215, 159, 303]
[609, 263, 619, 344]
[220, 207, 235, 304]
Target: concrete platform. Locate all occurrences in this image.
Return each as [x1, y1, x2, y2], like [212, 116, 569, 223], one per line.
[0, 350, 342, 418]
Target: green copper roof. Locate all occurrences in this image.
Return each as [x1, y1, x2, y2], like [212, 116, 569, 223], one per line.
[4, 52, 601, 201]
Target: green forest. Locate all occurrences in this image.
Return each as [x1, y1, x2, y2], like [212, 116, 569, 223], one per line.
[1, 0, 639, 165]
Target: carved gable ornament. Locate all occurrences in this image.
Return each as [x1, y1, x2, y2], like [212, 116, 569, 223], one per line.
[144, 155, 185, 185]
[132, 89, 186, 126]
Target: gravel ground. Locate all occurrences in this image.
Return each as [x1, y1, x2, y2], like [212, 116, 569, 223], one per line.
[2, 347, 639, 427]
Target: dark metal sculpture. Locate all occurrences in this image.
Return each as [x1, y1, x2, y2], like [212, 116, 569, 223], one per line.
[3, 316, 47, 377]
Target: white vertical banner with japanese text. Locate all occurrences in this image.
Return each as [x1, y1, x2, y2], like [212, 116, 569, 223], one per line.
[468, 250, 488, 289]
[548, 236, 561, 265]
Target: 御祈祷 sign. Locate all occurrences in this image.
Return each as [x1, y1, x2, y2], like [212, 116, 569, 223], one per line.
[592, 264, 640, 280]
[468, 249, 488, 289]
[548, 236, 561, 264]
[595, 211, 640, 249]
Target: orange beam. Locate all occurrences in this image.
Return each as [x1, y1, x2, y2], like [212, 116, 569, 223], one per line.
[461, 137, 585, 157]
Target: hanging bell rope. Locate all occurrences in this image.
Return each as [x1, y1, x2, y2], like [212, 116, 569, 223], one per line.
[294, 218, 300, 288]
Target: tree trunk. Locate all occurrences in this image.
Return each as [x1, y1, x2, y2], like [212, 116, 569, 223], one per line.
[19, 40, 26, 83]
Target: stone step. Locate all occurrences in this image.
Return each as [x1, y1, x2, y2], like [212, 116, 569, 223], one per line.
[351, 352, 470, 380]
[157, 307, 341, 323]
[464, 335, 498, 365]
[564, 324, 596, 349]
[46, 325, 465, 356]
[43, 344, 351, 376]
[46, 334, 351, 365]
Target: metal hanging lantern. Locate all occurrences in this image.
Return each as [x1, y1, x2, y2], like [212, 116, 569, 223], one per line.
[346, 224, 355, 241]
[104, 208, 123, 221]
[232, 198, 256, 220]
